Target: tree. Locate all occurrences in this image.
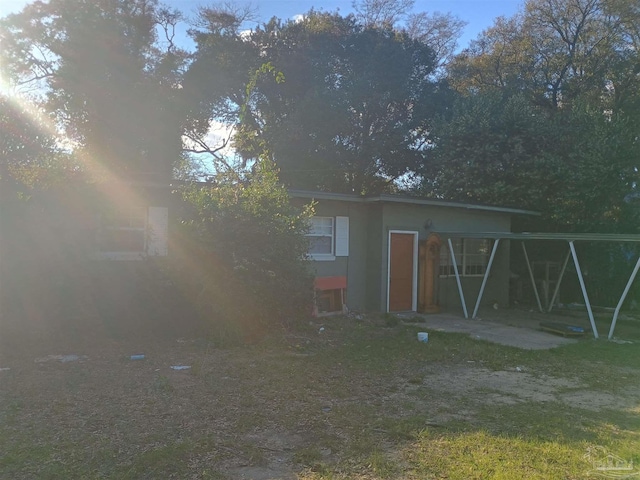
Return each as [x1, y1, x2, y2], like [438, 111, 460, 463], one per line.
[352, 0, 413, 28]
[405, 11, 467, 73]
[435, 0, 640, 236]
[421, 91, 640, 232]
[0, 94, 60, 186]
[185, 10, 438, 194]
[0, 0, 187, 180]
[180, 4, 261, 172]
[352, 0, 466, 73]
[447, 0, 640, 113]
[447, 16, 532, 97]
[420, 93, 560, 209]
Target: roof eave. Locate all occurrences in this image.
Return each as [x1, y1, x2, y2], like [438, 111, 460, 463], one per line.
[288, 189, 540, 216]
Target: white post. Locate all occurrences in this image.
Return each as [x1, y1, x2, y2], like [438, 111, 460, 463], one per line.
[448, 238, 468, 319]
[521, 242, 544, 312]
[608, 256, 640, 340]
[472, 239, 500, 319]
[569, 241, 599, 339]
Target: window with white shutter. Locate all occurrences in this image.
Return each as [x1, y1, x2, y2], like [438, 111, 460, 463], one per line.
[306, 216, 349, 260]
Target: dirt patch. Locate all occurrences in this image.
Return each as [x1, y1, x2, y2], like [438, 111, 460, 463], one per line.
[422, 367, 578, 402]
[417, 366, 640, 412]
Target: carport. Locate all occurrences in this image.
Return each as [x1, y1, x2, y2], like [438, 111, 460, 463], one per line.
[438, 232, 640, 340]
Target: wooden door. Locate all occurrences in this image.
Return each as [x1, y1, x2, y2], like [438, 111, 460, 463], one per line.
[418, 234, 441, 313]
[389, 232, 416, 311]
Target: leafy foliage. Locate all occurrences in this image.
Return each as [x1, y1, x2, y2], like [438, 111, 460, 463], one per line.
[448, 0, 640, 114]
[430, 0, 640, 236]
[0, 0, 187, 180]
[185, 10, 439, 194]
[176, 159, 315, 341]
[422, 92, 640, 232]
[0, 94, 64, 187]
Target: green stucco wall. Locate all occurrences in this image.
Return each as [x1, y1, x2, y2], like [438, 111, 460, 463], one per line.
[301, 200, 370, 311]
[378, 203, 512, 314]
[300, 197, 515, 315]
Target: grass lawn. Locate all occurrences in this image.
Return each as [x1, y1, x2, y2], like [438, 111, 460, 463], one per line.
[1, 312, 639, 479]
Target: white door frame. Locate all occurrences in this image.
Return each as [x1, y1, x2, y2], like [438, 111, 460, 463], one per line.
[387, 230, 419, 312]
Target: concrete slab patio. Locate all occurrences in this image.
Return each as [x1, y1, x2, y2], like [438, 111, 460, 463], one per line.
[398, 313, 579, 350]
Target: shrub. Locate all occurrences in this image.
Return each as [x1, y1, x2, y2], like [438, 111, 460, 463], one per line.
[175, 159, 315, 342]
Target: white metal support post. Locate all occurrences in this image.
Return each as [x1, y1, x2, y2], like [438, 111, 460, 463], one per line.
[472, 239, 500, 319]
[569, 241, 599, 339]
[448, 238, 469, 319]
[608, 255, 640, 340]
[521, 242, 544, 313]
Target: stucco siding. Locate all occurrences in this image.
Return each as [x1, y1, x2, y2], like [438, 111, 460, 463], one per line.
[380, 203, 512, 313]
[304, 200, 369, 311]
[293, 192, 524, 314]
[365, 205, 384, 311]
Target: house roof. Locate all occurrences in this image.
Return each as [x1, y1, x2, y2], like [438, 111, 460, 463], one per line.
[288, 189, 540, 216]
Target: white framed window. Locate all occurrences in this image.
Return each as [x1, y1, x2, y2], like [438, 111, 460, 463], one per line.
[440, 238, 492, 277]
[99, 207, 147, 254]
[307, 216, 334, 257]
[93, 206, 169, 260]
[306, 216, 349, 260]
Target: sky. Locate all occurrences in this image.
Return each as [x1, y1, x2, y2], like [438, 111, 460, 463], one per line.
[0, 0, 524, 50]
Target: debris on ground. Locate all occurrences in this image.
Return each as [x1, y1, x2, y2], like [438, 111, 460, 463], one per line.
[34, 354, 87, 363]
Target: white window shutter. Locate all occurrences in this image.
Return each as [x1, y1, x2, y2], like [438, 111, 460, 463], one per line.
[335, 216, 349, 256]
[147, 207, 168, 256]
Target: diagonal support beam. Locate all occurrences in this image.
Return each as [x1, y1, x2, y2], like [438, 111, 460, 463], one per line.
[569, 241, 599, 339]
[522, 242, 544, 313]
[608, 255, 640, 340]
[448, 238, 468, 319]
[548, 249, 571, 312]
[472, 239, 500, 319]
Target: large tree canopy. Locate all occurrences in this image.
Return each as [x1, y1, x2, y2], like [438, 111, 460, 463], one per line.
[1, 96, 56, 176]
[421, 92, 640, 231]
[424, 0, 640, 233]
[448, 0, 640, 114]
[184, 10, 439, 194]
[2, 0, 638, 234]
[0, 0, 187, 180]
[353, 0, 466, 73]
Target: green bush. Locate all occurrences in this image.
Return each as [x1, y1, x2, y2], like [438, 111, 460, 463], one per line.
[176, 159, 315, 342]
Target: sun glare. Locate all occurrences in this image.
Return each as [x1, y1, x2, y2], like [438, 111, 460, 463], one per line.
[0, 61, 129, 192]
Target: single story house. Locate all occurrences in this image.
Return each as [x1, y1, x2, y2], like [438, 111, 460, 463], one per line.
[290, 190, 538, 315]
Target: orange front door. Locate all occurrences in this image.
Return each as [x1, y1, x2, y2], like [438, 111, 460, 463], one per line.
[389, 233, 415, 311]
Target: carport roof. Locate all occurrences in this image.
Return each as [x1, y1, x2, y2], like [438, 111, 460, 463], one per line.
[435, 232, 640, 242]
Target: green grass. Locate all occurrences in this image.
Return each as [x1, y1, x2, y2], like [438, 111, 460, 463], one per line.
[288, 319, 640, 479]
[1, 314, 640, 479]
[406, 430, 587, 480]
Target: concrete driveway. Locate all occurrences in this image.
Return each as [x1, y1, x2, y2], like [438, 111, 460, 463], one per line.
[400, 313, 579, 350]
